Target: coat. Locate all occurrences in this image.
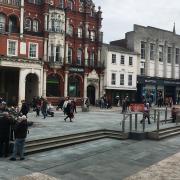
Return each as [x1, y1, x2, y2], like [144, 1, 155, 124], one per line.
[14, 120, 28, 139]
[0, 116, 12, 139]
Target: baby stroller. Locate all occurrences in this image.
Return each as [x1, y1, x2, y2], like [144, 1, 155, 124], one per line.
[47, 104, 54, 117]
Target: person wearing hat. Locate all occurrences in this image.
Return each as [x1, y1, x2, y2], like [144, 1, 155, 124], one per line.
[10, 115, 28, 161]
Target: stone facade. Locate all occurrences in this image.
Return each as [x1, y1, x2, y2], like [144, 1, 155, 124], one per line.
[111, 24, 180, 104]
[102, 44, 138, 104]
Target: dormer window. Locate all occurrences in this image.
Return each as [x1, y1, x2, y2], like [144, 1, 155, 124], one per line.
[68, 25, 73, 36]
[25, 18, 31, 31]
[33, 20, 39, 32]
[67, 0, 74, 10]
[78, 27, 83, 38]
[90, 31, 95, 41]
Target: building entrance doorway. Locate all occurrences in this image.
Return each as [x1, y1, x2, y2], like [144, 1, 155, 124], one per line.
[25, 73, 39, 103]
[87, 85, 95, 105]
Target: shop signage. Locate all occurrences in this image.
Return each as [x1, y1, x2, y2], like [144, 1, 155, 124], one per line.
[69, 67, 84, 73]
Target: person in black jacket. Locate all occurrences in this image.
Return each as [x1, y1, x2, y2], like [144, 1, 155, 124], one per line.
[0, 112, 13, 157]
[20, 100, 29, 117]
[10, 115, 28, 161]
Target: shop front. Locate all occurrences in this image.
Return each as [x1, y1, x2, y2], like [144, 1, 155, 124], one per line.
[137, 76, 180, 105]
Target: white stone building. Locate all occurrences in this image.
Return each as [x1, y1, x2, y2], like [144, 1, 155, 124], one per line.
[111, 24, 180, 104]
[102, 44, 138, 105]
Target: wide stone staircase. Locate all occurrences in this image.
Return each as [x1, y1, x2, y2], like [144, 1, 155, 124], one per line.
[148, 125, 180, 140]
[25, 129, 128, 155]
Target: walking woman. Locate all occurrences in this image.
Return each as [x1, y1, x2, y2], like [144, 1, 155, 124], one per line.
[64, 101, 74, 122]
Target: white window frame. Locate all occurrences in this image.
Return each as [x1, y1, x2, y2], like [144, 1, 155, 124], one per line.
[120, 74, 124, 85]
[129, 57, 133, 66]
[112, 54, 116, 64]
[128, 74, 133, 86]
[111, 73, 116, 85]
[28, 42, 38, 59]
[7, 39, 18, 56]
[25, 18, 31, 31]
[121, 55, 125, 65]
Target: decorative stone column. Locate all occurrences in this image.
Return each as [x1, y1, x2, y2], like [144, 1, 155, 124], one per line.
[44, 13, 48, 31]
[84, 73, 88, 98]
[44, 38, 48, 62]
[42, 69, 47, 98]
[163, 41, 168, 78]
[64, 71, 69, 97]
[85, 22, 89, 38]
[85, 44, 88, 66]
[18, 68, 26, 106]
[172, 43, 176, 79]
[20, 0, 24, 38]
[65, 42, 69, 63]
[98, 47, 101, 63]
[145, 38, 150, 76]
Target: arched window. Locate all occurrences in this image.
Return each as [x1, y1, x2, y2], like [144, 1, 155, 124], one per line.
[77, 49, 82, 65]
[90, 31, 95, 41]
[68, 76, 80, 97]
[89, 51, 95, 67]
[9, 16, 18, 33]
[0, 14, 5, 32]
[33, 19, 39, 32]
[68, 25, 73, 36]
[68, 47, 73, 64]
[67, 0, 74, 10]
[46, 74, 60, 97]
[78, 27, 83, 38]
[25, 18, 31, 31]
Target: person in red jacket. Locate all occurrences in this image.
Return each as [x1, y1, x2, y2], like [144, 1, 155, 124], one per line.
[10, 115, 28, 161]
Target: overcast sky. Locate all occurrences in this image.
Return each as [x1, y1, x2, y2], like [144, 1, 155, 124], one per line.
[94, 0, 180, 43]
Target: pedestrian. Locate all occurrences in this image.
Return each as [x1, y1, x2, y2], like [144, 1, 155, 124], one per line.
[20, 100, 29, 117]
[140, 103, 151, 124]
[0, 112, 13, 157]
[71, 99, 77, 113]
[64, 101, 74, 122]
[10, 115, 28, 161]
[63, 97, 70, 115]
[41, 99, 48, 119]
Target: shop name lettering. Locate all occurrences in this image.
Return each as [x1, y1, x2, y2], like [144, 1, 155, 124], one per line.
[69, 67, 84, 72]
[145, 80, 156, 83]
[144, 79, 180, 85]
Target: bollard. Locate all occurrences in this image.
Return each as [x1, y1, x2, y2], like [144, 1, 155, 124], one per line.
[154, 109, 157, 123]
[165, 106, 167, 124]
[135, 114, 138, 131]
[130, 114, 132, 132]
[157, 111, 160, 132]
[122, 113, 125, 132]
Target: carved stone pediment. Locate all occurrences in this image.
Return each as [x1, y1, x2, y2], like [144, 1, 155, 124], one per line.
[87, 69, 99, 80]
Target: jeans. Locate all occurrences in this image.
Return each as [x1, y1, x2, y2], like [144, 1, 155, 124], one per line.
[12, 138, 25, 159]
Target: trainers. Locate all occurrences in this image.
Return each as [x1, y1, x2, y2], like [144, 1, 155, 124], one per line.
[20, 157, 25, 160]
[9, 157, 16, 161]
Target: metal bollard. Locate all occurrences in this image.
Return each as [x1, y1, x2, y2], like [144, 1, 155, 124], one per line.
[135, 114, 138, 131]
[130, 114, 132, 132]
[154, 109, 157, 123]
[157, 111, 160, 132]
[122, 113, 125, 132]
[165, 107, 167, 124]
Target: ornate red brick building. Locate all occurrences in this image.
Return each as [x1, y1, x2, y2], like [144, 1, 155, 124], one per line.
[0, 0, 103, 106]
[45, 0, 104, 105]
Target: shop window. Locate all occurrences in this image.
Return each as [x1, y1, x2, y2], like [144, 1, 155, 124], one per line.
[68, 76, 80, 97]
[46, 74, 60, 97]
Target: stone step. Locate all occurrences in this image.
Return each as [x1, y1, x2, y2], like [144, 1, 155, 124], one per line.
[25, 130, 126, 155]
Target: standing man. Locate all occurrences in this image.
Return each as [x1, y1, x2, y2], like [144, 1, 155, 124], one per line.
[41, 99, 48, 119]
[0, 112, 12, 157]
[10, 115, 28, 161]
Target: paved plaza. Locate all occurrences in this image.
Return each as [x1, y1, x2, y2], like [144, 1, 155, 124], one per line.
[0, 107, 180, 180]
